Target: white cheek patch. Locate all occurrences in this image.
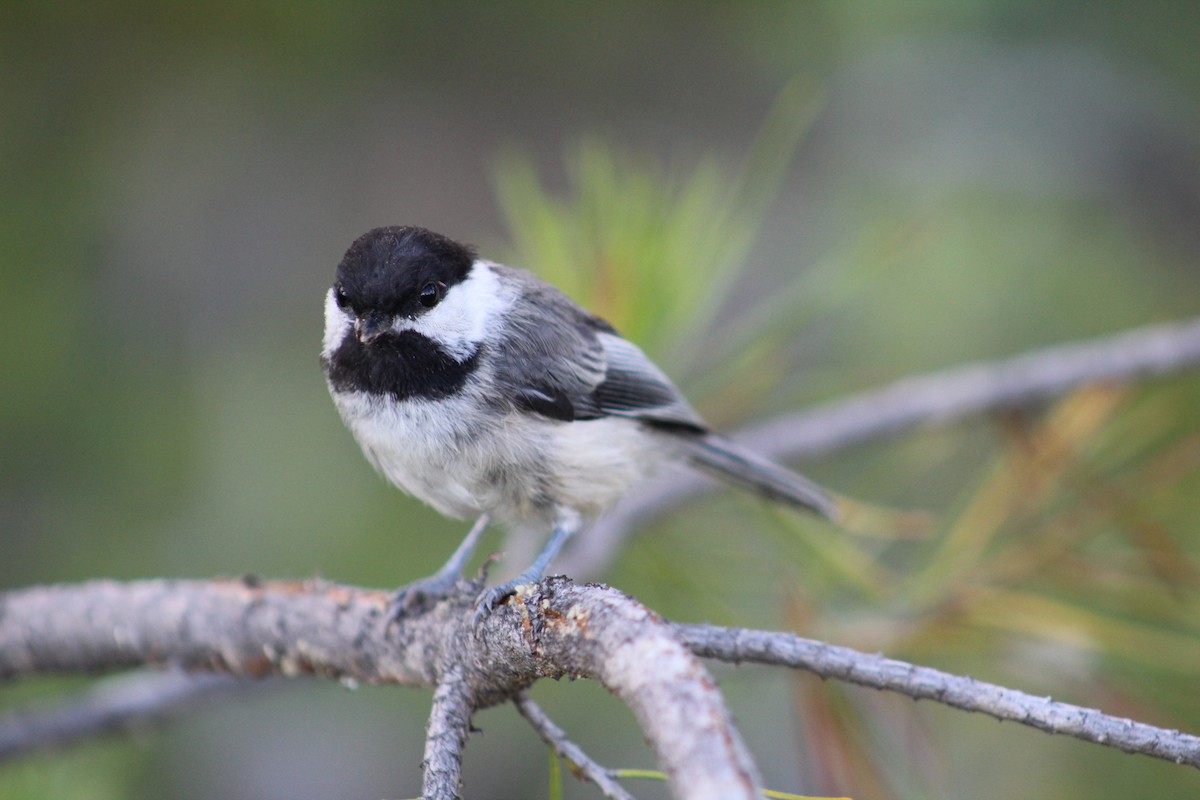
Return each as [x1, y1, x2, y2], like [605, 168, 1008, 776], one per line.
[322, 289, 353, 358]
[401, 261, 513, 361]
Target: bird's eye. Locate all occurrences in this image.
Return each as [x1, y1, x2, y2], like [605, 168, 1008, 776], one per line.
[333, 285, 350, 310]
[419, 281, 445, 308]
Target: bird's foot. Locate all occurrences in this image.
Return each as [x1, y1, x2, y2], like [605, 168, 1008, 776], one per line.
[387, 514, 493, 627]
[388, 572, 475, 625]
[472, 578, 532, 627]
[472, 520, 578, 626]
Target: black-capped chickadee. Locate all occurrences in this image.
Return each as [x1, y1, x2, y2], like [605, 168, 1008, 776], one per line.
[321, 226, 844, 619]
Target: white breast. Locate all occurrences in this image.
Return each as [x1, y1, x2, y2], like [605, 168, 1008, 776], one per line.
[332, 388, 508, 520]
[332, 386, 666, 528]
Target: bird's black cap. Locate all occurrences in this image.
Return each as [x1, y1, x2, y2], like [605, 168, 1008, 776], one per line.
[335, 226, 475, 317]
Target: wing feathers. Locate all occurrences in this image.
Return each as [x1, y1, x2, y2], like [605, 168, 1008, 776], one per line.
[488, 266, 702, 430]
[591, 333, 705, 428]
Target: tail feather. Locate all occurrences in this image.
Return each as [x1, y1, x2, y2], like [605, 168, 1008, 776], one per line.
[674, 432, 933, 538]
[677, 432, 842, 522]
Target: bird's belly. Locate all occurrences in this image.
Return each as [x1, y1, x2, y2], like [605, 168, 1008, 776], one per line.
[333, 391, 665, 526]
[546, 416, 668, 515]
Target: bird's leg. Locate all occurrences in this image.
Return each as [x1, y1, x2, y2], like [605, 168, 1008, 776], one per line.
[473, 512, 580, 624]
[390, 513, 490, 620]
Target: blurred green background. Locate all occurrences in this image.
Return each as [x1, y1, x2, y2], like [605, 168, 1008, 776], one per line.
[3, 2, 1200, 799]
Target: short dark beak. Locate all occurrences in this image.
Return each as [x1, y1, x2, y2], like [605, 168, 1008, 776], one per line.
[354, 312, 390, 344]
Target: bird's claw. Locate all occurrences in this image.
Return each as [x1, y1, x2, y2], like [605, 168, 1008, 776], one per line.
[471, 580, 524, 627]
[388, 572, 469, 625]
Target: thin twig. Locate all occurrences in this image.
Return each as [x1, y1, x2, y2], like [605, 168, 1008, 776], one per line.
[563, 316, 1200, 578]
[675, 622, 1200, 769]
[0, 670, 248, 760]
[514, 693, 637, 800]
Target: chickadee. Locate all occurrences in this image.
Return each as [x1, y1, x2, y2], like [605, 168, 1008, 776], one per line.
[321, 226, 843, 618]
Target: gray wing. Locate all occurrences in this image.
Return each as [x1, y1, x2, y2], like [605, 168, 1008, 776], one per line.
[591, 332, 706, 430]
[489, 266, 706, 430]
[488, 266, 840, 522]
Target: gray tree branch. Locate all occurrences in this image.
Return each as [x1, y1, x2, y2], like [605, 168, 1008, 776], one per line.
[675, 622, 1200, 769]
[424, 663, 474, 800]
[3, 577, 1197, 783]
[563, 316, 1200, 577]
[0, 670, 248, 761]
[0, 578, 759, 800]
